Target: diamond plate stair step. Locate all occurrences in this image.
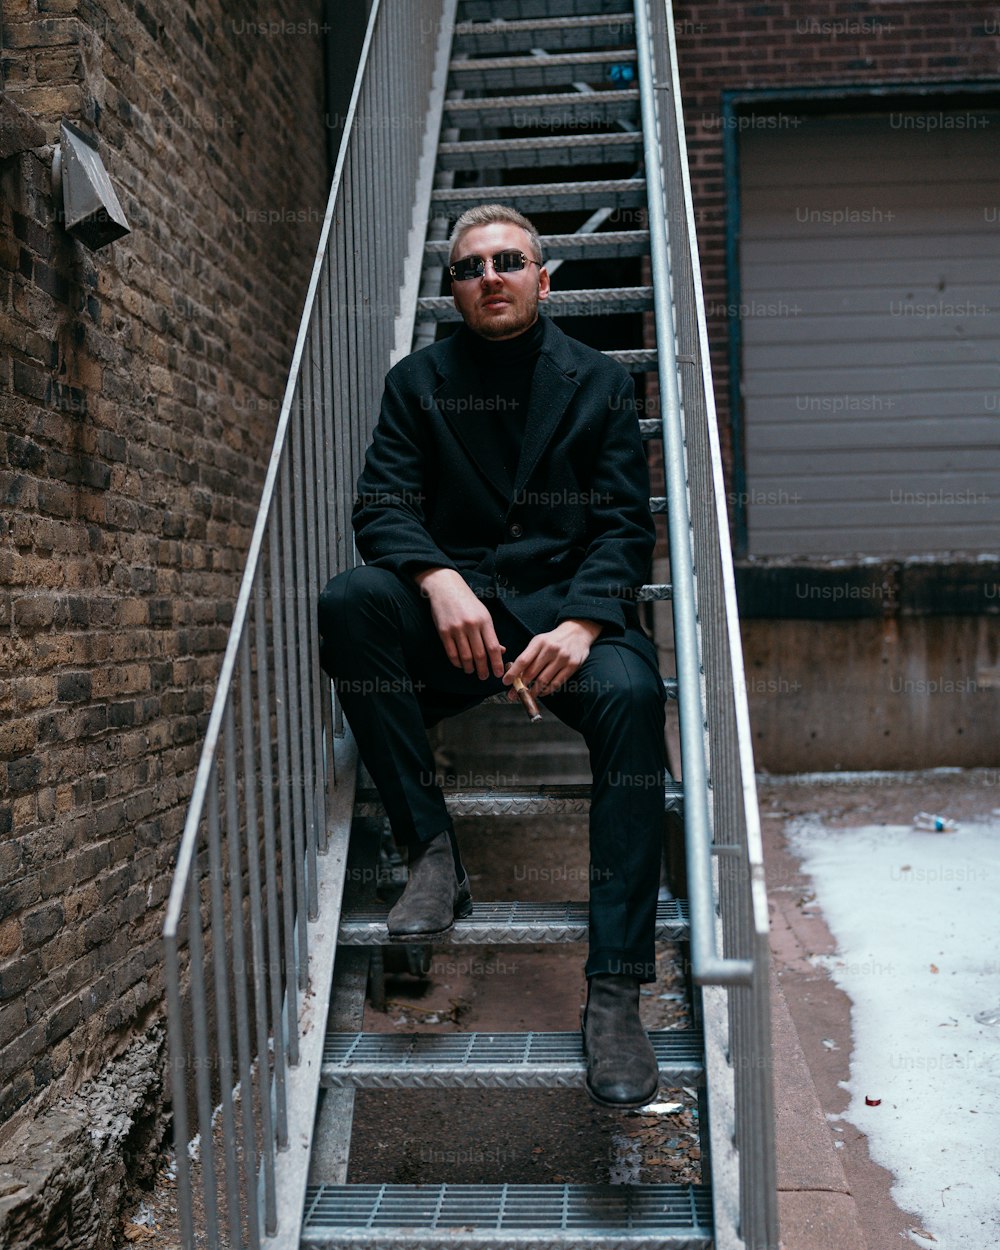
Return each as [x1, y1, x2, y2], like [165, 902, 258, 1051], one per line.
[431, 180, 645, 218]
[301, 1183, 713, 1247]
[338, 899, 690, 947]
[426, 231, 650, 264]
[459, 0, 633, 22]
[417, 284, 653, 323]
[603, 348, 657, 372]
[449, 50, 637, 92]
[444, 90, 639, 131]
[436, 131, 642, 171]
[453, 15, 637, 55]
[354, 780, 682, 819]
[321, 1029, 705, 1089]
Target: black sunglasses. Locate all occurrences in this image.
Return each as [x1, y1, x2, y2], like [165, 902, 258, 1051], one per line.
[448, 249, 542, 282]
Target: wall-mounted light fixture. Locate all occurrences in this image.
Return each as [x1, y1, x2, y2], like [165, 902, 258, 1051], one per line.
[52, 121, 130, 250]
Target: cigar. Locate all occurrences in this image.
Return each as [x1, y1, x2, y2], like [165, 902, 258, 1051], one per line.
[505, 664, 542, 722]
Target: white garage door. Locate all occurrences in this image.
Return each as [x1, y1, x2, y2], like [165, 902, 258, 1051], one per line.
[739, 109, 1000, 557]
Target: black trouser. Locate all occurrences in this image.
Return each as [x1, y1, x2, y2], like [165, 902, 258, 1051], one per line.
[317, 565, 668, 981]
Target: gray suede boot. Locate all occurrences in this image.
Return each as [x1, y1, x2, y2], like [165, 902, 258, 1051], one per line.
[386, 831, 472, 940]
[581, 973, 659, 1109]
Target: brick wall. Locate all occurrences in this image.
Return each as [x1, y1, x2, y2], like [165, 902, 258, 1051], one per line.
[0, 0, 330, 1143]
[672, 0, 999, 487]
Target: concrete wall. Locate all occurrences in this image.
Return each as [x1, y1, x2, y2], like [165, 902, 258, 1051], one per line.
[743, 613, 1000, 772]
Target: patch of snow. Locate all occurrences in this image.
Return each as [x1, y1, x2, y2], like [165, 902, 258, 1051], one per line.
[608, 1132, 643, 1185]
[760, 767, 964, 787]
[789, 816, 1000, 1249]
[130, 1201, 155, 1227]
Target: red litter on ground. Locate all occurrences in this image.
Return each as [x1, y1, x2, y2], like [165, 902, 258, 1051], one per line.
[865, 1096, 881, 1106]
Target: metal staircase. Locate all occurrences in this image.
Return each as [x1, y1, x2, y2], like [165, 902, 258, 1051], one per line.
[162, 2, 776, 1248]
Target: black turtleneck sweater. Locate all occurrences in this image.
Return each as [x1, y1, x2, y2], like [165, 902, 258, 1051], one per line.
[460, 316, 545, 498]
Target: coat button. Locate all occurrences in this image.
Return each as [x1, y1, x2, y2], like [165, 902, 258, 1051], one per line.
[509, 523, 523, 538]
[496, 574, 509, 588]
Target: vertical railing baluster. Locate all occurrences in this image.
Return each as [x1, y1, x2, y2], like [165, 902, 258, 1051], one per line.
[254, 559, 289, 1154]
[279, 423, 309, 986]
[164, 903, 194, 1249]
[206, 761, 241, 1248]
[302, 324, 327, 865]
[288, 380, 319, 926]
[240, 598, 278, 1235]
[189, 804, 221, 1248]
[223, 693, 258, 1249]
[269, 487, 300, 1062]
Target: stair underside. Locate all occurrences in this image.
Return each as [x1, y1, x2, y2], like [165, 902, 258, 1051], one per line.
[430, 180, 646, 216]
[453, 16, 637, 55]
[449, 49, 637, 91]
[338, 899, 690, 946]
[301, 1184, 712, 1247]
[444, 90, 638, 129]
[417, 285, 652, 321]
[436, 132, 642, 170]
[459, 0, 633, 21]
[322, 1029, 704, 1088]
[425, 231, 650, 263]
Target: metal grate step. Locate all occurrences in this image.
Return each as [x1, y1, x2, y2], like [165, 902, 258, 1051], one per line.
[426, 231, 650, 264]
[459, 0, 633, 21]
[354, 780, 682, 819]
[437, 131, 642, 171]
[322, 1029, 705, 1089]
[445, 90, 638, 131]
[417, 284, 653, 322]
[449, 50, 637, 92]
[453, 15, 637, 55]
[302, 1183, 713, 1247]
[603, 348, 657, 372]
[431, 179, 645, 218]
[338, 899, 690, 947]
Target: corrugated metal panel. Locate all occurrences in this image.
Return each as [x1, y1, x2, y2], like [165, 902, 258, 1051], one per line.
[739, 111, 1000, 557]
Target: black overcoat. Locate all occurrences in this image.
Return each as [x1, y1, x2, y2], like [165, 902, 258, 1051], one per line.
[352, 315, 659, 668]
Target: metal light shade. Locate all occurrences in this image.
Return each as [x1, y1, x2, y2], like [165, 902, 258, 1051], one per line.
[53, 120, 130, 250]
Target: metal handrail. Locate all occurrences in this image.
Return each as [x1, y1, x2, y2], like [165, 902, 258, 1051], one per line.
[633, 0, 753, 988]
[640, 0, 778, 1245]
[161, 3, 452, 1246]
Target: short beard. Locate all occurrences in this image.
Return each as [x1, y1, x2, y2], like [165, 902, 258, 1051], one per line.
[474, 294, 539, 340]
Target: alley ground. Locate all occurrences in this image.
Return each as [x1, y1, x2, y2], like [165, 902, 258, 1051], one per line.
[120, 766, 999, 1249]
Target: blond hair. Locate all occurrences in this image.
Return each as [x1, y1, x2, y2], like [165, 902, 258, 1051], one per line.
[447, 204, 543, 264]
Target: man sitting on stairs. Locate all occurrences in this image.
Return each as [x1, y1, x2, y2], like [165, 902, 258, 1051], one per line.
[318, 203, 670, 1110]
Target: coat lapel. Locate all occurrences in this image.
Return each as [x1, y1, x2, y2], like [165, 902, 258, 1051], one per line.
[432, 340, 510, 502]
[511, 325, 579, 501]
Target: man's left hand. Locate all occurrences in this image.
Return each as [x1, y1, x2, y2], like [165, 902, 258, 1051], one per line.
[502, 619, 603, 698]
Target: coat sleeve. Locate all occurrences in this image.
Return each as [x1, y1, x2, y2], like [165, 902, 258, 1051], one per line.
[555, 372, 655, 634]
[351, 370, 460, 579]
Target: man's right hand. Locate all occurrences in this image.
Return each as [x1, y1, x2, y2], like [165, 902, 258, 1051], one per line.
[413, 568, 506, 680]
